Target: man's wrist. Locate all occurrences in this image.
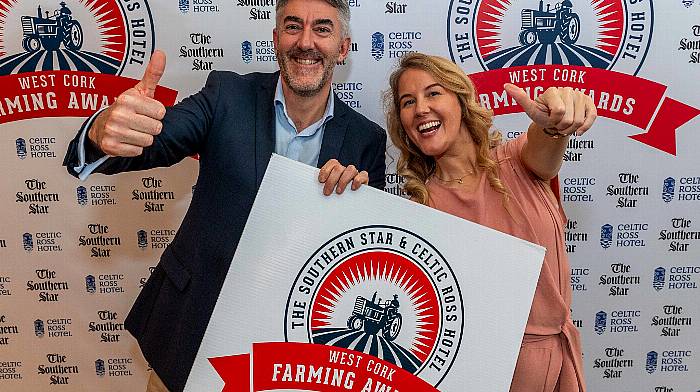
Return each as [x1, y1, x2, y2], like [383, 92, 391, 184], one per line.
[85, 125, 107, 161]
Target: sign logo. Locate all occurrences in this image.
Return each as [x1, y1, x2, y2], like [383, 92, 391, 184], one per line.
[594, 310, 607, 335]
[34, 318, 44, 337]
[447, 0, 700, 156]
[85, 274, 96, 293]
[646, 351, 658, 373]
[285, 226, 464, 387]
[662, 177, 676, 203]
[600, 224, 613, 249]
[0, 0, 176, 125]
[682, 0, 694, 7]
[653, 267, 666, 291]
[371, 32, 384, 61]
[15, 138, 26, 159]
[22, 232, 33, 251]
[241, 40, 253, 64]
[76, 185, 88, 206]
[137, 229, 148, 249]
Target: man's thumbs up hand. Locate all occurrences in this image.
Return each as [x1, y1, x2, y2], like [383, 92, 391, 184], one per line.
[88, 50, 168, 157]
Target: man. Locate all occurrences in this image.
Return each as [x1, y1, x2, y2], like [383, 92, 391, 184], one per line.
[63, 0, 386, 390]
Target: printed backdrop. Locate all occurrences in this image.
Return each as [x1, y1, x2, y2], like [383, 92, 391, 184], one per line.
[0, 0, 698, 391]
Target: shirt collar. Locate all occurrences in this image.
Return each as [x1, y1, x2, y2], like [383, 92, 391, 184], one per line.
[274, 77, 335, 132]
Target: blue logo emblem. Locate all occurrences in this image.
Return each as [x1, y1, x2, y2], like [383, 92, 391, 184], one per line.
[600, 224, 613, 249]
[646, 351, 658, 373]
[371, 32, 384, 61]
[179, 0, 190, 13]
[594, 311, 607, 335]
[662, 177, 675, 203]
[95, 359, 106, 376]
[137, 230, 148, 249]
[653, 267, 666, 291]
[241, 41, 253, 64]
[16, 138, 27, 159]
[23, 233, 34, 252]
[77, 186, 88, 206]
[86, 275, 96, 293]
[34, 319, 45, 337]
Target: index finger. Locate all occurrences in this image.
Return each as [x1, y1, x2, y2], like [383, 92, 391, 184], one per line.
[135, 50, 166, 98]
[120, 93, 166, 120]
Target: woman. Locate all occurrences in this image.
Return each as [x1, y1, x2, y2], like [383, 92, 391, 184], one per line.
[385, 53, 596, 391]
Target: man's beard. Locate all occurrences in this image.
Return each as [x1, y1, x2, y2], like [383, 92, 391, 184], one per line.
[278, 47, 337, 97]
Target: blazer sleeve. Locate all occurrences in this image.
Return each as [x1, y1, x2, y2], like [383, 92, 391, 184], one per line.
[367, 124, 387, 190]
[63, 71, 223, 177]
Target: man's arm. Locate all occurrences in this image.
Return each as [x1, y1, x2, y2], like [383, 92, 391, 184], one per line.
[366, 124, 387, 190]
[63, 51, 219, 179]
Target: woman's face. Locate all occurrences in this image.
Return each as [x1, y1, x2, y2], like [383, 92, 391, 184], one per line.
[397, 68, 469, 159]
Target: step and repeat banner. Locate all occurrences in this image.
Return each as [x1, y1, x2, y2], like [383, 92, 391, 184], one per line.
[0, 0, 698, 391]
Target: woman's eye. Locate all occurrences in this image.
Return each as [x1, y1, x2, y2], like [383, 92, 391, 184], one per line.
[429, 90, 441, 97]
[402, 99, 415, 108]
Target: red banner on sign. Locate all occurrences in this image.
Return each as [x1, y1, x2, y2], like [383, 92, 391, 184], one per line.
[0, 71, 178, 124]
[468, 66, 699, 155]
[209, 342, 439, 392]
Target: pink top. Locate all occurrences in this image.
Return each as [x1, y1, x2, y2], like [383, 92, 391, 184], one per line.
[426, 134, 585, 390]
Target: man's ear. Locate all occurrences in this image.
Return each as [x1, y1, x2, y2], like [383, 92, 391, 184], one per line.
[337, 37, 351, 63]
[272, 28, 278, 51]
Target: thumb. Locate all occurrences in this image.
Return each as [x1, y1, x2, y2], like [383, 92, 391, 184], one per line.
[504, 83, 548, 122]
[135, 50, 166, 98]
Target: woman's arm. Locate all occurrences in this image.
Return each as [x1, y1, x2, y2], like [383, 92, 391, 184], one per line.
[505, 84, 597, 180]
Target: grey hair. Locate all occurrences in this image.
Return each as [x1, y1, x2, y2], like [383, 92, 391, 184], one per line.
[276, 0, 351, 38]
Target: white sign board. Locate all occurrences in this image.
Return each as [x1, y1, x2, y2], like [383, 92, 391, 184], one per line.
[185, 154, 545, 392]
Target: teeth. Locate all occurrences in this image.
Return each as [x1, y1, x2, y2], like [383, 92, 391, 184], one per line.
[418, 121, 440, 132]
[296, 58, 318, 65]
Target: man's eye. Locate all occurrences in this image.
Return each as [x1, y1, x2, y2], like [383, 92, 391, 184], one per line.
[285, 24, 301, 31]
[315, 27, 332, 34]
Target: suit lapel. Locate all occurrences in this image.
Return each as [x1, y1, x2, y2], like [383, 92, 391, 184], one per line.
[317, 95, 348, 168]
[254, 73, 277, 188]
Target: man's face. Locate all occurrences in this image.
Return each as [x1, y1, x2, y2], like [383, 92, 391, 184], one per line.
[274, 0, 350, 97]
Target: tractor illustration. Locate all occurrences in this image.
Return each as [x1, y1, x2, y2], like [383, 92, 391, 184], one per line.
[21, 2, 83, 52]
[347, 292, 402, 341]
[519, 0, 580, 45]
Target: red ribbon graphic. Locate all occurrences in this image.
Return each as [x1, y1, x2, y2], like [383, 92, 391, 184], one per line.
[468, 66, 699, 155]
[208, 342, 439, 392]
[0, 71, 178, 124]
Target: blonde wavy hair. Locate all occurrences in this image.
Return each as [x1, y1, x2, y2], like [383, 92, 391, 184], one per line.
[384, 52, 509, 205]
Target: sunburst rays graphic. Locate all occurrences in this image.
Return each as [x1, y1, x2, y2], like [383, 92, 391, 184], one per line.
[310, 251, 440, 374]
[0, 0, 126, 74]
[475, 0, 624, 69]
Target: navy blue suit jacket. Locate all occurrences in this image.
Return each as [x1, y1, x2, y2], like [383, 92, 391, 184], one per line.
[63, 71, 386, 391]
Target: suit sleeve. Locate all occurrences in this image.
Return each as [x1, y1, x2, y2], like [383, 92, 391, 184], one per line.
[63, 71, 223, 177]
[367, 124, 387, 190]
